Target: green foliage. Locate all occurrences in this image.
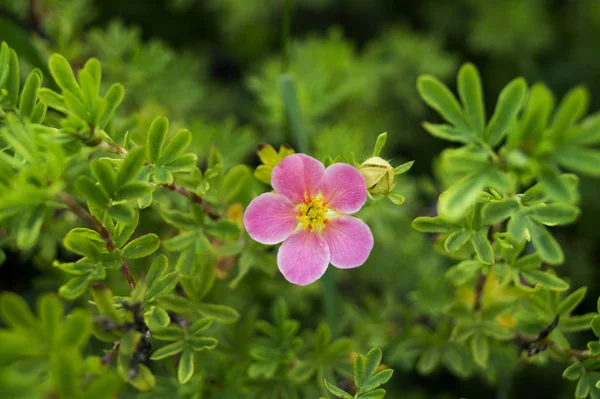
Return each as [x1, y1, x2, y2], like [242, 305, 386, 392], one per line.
[1, 2, 600, 398]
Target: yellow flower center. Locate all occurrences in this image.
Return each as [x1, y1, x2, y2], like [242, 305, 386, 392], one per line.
[297, 194, 329, 233]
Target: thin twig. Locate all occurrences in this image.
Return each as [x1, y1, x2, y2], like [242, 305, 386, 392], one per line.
[473, 273, 487, 312]
[163, 184, 221, 220]
[59, 192, 136, 290]
[98, 137, 221, 220]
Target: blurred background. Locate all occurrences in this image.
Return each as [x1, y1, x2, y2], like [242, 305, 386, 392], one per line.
[1, 0, 600, 397]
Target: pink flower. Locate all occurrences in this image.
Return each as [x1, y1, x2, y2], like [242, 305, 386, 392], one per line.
[243, 154, 374, 285]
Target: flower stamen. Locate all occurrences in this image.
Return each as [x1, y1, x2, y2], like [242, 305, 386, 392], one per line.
[296, 194, 329, 233]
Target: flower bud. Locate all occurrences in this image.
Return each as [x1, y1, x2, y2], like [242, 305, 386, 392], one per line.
[359, 157, 395, 194]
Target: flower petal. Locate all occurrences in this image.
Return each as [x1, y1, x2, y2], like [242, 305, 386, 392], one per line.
[271, 154, 325, 203]
[243, 193, 299, 245]
[277, 229, 330, 285]
[322, 163, 367, 214]
[322, 216, 373, 269]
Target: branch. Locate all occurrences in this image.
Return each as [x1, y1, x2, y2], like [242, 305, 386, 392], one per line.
[473, 273, 486, 312]
[98, 138, 221, 220]
[163, 183, 221, 220]
[59, 192, 136, 290]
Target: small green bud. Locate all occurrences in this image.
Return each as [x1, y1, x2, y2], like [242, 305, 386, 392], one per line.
[360, 157, 395, 194]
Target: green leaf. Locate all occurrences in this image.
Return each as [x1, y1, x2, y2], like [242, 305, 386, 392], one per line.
[554, 146, 600, 177]
[98, 83, 124, 129]
[417, 347, 440, 374]
[0, 42, 10, 89]
[163, 232, 197, 252]
[90, 285, 120, 321]
[30, 101, 47, 123]
[6, 49, 19, 107]
[113, 182, 152, 201]
[422, 123, 474, 144]
[576, 374, 590, 399]
[165, 153, 197, 172]
[458, 63, 485, 135]
[442, 344, 472, 377]
[49, 53, 81, 96]
[394, 160, 414, 175]
[288, 361, 316, 383]
[159, 129, 192, 165]
[145, 272, 178, 302]
[507, 210, 527, 242]
[0, 292, 38, 331]
[128, 364, 155, 391]
[446, 260, 484, 285]
[83, 58, 101, 95]
[438, 172, 489, 220]
[146, 255, 168, 284]
[526, 219, 564, 264]
[176, 247, 197, 276]
[354, 354, 367, 388]
[517, 83, 554, 143]
[387, 193, 406, 205]
[222, 165, 251, 203]
[178, 348, 194, 384]
[362, 369, 394, 392]
[485, 78, 527, 146]
[358, 390, 386, 399]
[60, 310, 92, 349]
[538, 163, 572, 202]
[526, 203, 580, 225]
[117, 148, 146, 186]
[592, 316, 600, 337]
[59, 276, 92, 299]
[417, 75, 468, 130]
[563, 362, 583, 381]
[150, 340, 185, 360]
[471, 230, 494, 264]
[549, 86, 589, 139]
[153, 166, 173, 185]
[64, 230, 104, 260]
[481, 199, 519, 225]
[49, 349, 79, 398]
[204, 219, 240, 238]
[188, 318, 213, 335]
[364, 348, 383, 379]
[412, 216, 457, 233]
[521, 269, 569, 291]
[144, 306, 171, 331]
[37, 294, 62, 342]
[76, 176, 109, 208]
[38, 88, 68, 113]
[373, 132, 387, 157]
[18, 70, 41, 118]
[108, 200, 130, 224]
[196, 303, 239, 323]
[152, 326, 185, 341]
[561, 314, 595, 333]
[91, 159, 117, 195]
[188, 336, 218, 351]
[570, 113, 600, 145]
[558, 287, 587, 317]
[121, 234, 160, 259]
[147, 116, 169, 163]
[323, 379, 353, 399]
[470, 333, 489, 368]
[444, 230, 472, 253]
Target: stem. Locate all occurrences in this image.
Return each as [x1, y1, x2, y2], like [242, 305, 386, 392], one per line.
[513, 333, 599, 360]
[60, 192, 136, 290]
[163, 184, 221, 221]
[473, 273, 486, 312]
[322, 269, 339, 337]
[98, 137, 221, 220]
